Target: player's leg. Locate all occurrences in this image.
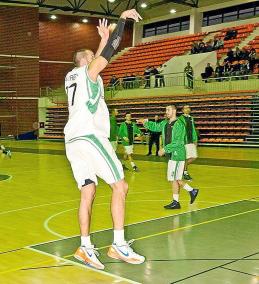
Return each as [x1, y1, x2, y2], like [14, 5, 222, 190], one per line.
[178, 179, 199, 204]
[183, 144, 198, 180]
[147, 135, 153, 155]
[155, 136, 160, 156]
[0, 144, 11, 158]
[107, 179, 145, 264]
[66, 141, 104, 269]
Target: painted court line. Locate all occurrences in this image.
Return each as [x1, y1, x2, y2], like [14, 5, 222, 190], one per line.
[60, 207, 259, 259]
[29, 196, 258, 248]
[26, 247, 141, 284]
[44, 200, 221, 239]
[1, 185, 258, 215]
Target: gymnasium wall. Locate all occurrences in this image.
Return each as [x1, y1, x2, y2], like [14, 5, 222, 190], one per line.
[39, 13, 134, 88]
[0, 5, 39, 136]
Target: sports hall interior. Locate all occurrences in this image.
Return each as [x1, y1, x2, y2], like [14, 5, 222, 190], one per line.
[0, 0, 259, 283]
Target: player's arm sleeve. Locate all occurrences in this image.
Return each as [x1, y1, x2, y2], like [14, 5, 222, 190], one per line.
[88, 18, 126, 82]
[164, 121, 185, 153]
[192, 119, 198, 143]
[144, 120, 164, 132]
[118, 123, 125, 138]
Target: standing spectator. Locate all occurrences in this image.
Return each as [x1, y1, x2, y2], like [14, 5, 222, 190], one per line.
[201, 63, 214, 82]
[144, 66, 151, 88]
[157, 64, 166, 87]
[151, 66, 159, 88]
[213, 37, 224, 50]
[184, 62, 194, 89]
[146, 115, 161, 156]
[109, 75, 119, 89]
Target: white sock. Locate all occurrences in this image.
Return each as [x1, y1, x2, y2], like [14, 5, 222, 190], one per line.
[130, 162, 136, 167]
[183, 184, 193, 192]
[173, 194, 179, 202]
[113, 229, 125, 246]
[81, 235, 91, 247]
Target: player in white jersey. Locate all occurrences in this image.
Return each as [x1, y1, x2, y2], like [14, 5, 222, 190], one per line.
[64, 11, 145, 270]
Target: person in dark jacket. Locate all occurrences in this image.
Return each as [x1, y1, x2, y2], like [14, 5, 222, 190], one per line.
[147, 115, 161, 156]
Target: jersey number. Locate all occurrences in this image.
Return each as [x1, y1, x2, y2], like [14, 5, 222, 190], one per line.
[66, 83, 77, 106]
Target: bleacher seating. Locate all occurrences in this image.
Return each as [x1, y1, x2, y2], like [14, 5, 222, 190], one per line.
[102, 33, 207, 84]
[215, 23, 258, 59]
[43, 91, 259, 145]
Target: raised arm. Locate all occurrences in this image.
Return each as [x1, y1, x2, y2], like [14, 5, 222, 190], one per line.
[88, 10, 142, 82]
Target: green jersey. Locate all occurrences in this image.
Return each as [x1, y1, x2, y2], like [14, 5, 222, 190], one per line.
[118, 121, 142, 146]
[179, 115, 198, 144]
[144, 118, 186, 161]
[109, 115, 118, 142]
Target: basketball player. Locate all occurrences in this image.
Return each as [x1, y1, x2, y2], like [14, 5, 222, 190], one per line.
[181, 105, 198, 181]
[140, 105, 199, 209]
[64, 11, 144, 270]
[0, 144, 11, 158]
[118, 113, 142, 171]
[109, 108, 119, 151]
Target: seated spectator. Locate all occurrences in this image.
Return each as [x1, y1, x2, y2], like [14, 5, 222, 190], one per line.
[253, 63, 259, 74]
[191, 41, 200, 54]
[240, 48, 249, 60]
[198, 41, 206, 53]
[205, 40, 213, 52]
[231, 60, 241, 78]
[215, 62, 224, 80]
[225, 48, 234, 63]
[223, 61, 232, 77]
[248, 48, 257, 71]
[234, 47, 242, 61]
[213, 37, 224, 50]
[224, 29, 237, 41]
[239, 60, 251, 79]
[201, 63, 214, 82]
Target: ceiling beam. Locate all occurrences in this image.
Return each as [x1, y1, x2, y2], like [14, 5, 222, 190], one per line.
[0, 0, 120, 17]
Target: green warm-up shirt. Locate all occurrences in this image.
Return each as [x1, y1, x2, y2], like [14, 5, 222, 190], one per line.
[179, 115, 198, 144]
[144, 118, 186, 161]
[109, 115, 118, 142]
[118, 122, 142, 146]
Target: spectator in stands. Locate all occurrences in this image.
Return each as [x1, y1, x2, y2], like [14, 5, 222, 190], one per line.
[225, 48, 234, 63]
[198, 41, 206, 53]
[213, 37, 224, 50]
[157, 64, 166, 87]
[223, 61, 232, 77]
[224, 28, 237, 40]
[144, 66, 151, 88]
[215, 62, 224, 81]
[248, 48, 257, 71]
[201, 63, 214, 82]
[151, 66, 159, 88]
[231, 60, 241, 78]
[204, 40, 213, 52]
[184, 62, 194, 89]
[253, 63, 259, 76]
[191, 41, 199, 54]
[123, 73, 131, 89]
[234, 47, 242, 61]
[239, 60, 251, 79]
[240, 48, 249, 60]
[109, 75, 119, 88]
[130, 73, 137, 88]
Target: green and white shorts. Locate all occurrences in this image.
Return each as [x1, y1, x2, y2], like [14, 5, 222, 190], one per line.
[66, 134, 124, 189]
[167, 160, 185, 181]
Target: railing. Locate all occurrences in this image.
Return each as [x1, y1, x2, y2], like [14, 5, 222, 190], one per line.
[194, 74, 259, 93]
[105, 72, 187, 98]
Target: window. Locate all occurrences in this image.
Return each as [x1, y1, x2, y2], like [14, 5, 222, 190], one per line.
[203, 1, 259, 26]
[143, 16, 190, 38]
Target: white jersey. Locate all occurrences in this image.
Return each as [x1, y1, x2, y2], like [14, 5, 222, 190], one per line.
[64, 66, 110, 142]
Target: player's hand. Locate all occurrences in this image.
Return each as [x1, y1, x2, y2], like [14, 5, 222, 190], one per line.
[137, 118, 148, 125]
[97, 18, 110, 42]
[158, 148, 165, 157]
[123, 137, 129, 142]
[120, 9, 142, 22]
